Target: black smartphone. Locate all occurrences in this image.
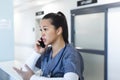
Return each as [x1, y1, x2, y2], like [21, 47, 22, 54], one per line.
[38, 38, 45, 48]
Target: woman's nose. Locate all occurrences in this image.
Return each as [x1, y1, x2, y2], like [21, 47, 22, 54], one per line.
[41, 31, 45, 37]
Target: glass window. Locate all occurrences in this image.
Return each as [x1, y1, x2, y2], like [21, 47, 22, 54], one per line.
[75, 12, 105, 50]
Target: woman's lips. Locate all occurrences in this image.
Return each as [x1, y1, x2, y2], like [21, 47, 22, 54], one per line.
[42, 38, 46, 42]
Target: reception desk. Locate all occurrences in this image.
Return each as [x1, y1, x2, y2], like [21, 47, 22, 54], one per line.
[0, 61, 22, 80]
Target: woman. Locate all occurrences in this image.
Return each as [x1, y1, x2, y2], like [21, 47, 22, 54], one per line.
[13, 11, 84, 80]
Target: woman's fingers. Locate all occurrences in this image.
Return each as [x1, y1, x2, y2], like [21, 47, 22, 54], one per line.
[25, 64, 32, 72]
[13, 67, 22, 75]
[13, 65, 34, 80]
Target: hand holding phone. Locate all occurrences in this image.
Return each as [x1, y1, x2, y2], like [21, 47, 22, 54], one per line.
[37, 38, 45, 48]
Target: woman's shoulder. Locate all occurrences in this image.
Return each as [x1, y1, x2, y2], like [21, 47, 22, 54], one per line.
[66, 44, 77, 53]
[65, 44, 79, 56]
[64, 44, 83, 63]
[63, 44, 83, 65]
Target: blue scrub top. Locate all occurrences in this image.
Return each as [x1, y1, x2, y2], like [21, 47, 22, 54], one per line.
[35, 44, 84, 80]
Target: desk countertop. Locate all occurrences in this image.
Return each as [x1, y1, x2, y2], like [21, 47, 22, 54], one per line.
[0, 60, 23, 80]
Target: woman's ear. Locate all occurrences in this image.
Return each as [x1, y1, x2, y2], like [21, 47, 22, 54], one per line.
[56, 27, 62, 35]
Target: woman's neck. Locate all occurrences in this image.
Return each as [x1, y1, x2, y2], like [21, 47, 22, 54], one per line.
[51, 39, 65, 58]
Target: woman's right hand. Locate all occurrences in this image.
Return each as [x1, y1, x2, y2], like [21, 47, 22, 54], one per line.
[34, 40, 46, 54]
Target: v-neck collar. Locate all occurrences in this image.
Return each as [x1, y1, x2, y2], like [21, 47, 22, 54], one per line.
[42, 45, 67, 77]
[49, 46, 65, 60]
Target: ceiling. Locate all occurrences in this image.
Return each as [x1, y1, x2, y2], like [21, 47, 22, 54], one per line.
[14, 0, 58, 10]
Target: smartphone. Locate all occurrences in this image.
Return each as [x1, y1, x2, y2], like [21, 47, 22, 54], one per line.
[38, 38, 45, 48]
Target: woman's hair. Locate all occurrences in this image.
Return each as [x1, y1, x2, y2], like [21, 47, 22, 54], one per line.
[42, 11, 69, 43]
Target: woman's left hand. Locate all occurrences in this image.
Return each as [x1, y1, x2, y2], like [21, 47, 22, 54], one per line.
[13, 64, 34, 80]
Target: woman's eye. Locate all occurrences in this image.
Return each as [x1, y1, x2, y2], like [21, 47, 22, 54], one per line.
[44, 28, 47, 31]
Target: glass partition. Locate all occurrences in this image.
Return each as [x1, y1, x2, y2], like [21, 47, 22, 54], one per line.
[81, 52, 104, 80]
[75, 12, 105, 50]
[71, 9, 106, 80]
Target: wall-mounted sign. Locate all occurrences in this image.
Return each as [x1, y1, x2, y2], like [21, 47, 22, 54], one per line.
[77, 0, 97, 6]
[36, 11, 44, 16]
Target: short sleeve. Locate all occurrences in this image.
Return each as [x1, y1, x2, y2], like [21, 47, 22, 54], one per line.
[63, 50, 84, 80]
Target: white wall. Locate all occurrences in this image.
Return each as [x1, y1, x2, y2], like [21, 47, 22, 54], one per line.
[14, 0, 120, 80]
[108, 7, 120, 80]
[14, 9, 36, 63]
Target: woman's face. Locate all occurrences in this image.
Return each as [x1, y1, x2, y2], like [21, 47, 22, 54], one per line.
[40, 19, 59, 45]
